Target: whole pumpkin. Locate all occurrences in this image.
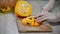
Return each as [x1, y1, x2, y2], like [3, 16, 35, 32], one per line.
[0, 0, 17, 8]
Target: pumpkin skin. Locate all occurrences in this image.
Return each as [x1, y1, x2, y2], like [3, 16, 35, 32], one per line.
[15, 1, 32, 17]
[22, 16, 41, 26]
[0, 0, 17, 8]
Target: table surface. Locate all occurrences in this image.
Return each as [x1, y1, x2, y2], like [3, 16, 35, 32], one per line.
[0, 1, 60, 34]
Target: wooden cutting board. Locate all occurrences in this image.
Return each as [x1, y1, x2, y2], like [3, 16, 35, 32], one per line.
[16, 17, 52, 32]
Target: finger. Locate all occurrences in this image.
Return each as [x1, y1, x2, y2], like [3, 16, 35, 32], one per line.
[34, 15, 46, 22]
[34, 13, 44, 19]
[35, 19, 41, 22]
[36, 15, 46, 20]
[40, 17, 48, 22]
[35, 17, 48, 22]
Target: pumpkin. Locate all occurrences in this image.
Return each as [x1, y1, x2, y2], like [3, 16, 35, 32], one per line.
[22, 16, 41, 26]
[15, 1, 32, 17]
[0, 0, 17, 8]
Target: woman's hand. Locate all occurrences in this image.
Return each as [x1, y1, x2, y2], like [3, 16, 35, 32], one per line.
[34, 11, 58, 22]
[34, 0, 55, 22]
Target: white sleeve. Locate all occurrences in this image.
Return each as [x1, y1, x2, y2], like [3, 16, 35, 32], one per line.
[42, 0, 55, 12]
[55, 12, 60, 21]
[48, 12, 60, 22]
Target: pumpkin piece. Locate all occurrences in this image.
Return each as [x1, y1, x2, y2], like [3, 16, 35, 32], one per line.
[15, 1, 32, 17]
[33, 21, 40, 26]
[22, 16, 41, 26]
[31, 17, 35, 26]
[22, 18, 31, 25]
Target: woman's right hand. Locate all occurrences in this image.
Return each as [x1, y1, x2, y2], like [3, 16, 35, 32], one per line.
[34, 11, 58, 22]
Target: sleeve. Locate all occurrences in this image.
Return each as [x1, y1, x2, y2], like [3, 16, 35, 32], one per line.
[55, 12, 60, 21]
[48, 12, 60, 22]
[42, 0, 55, 12]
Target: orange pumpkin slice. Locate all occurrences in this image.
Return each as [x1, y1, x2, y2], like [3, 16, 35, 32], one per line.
[15, 1, 32, 17]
